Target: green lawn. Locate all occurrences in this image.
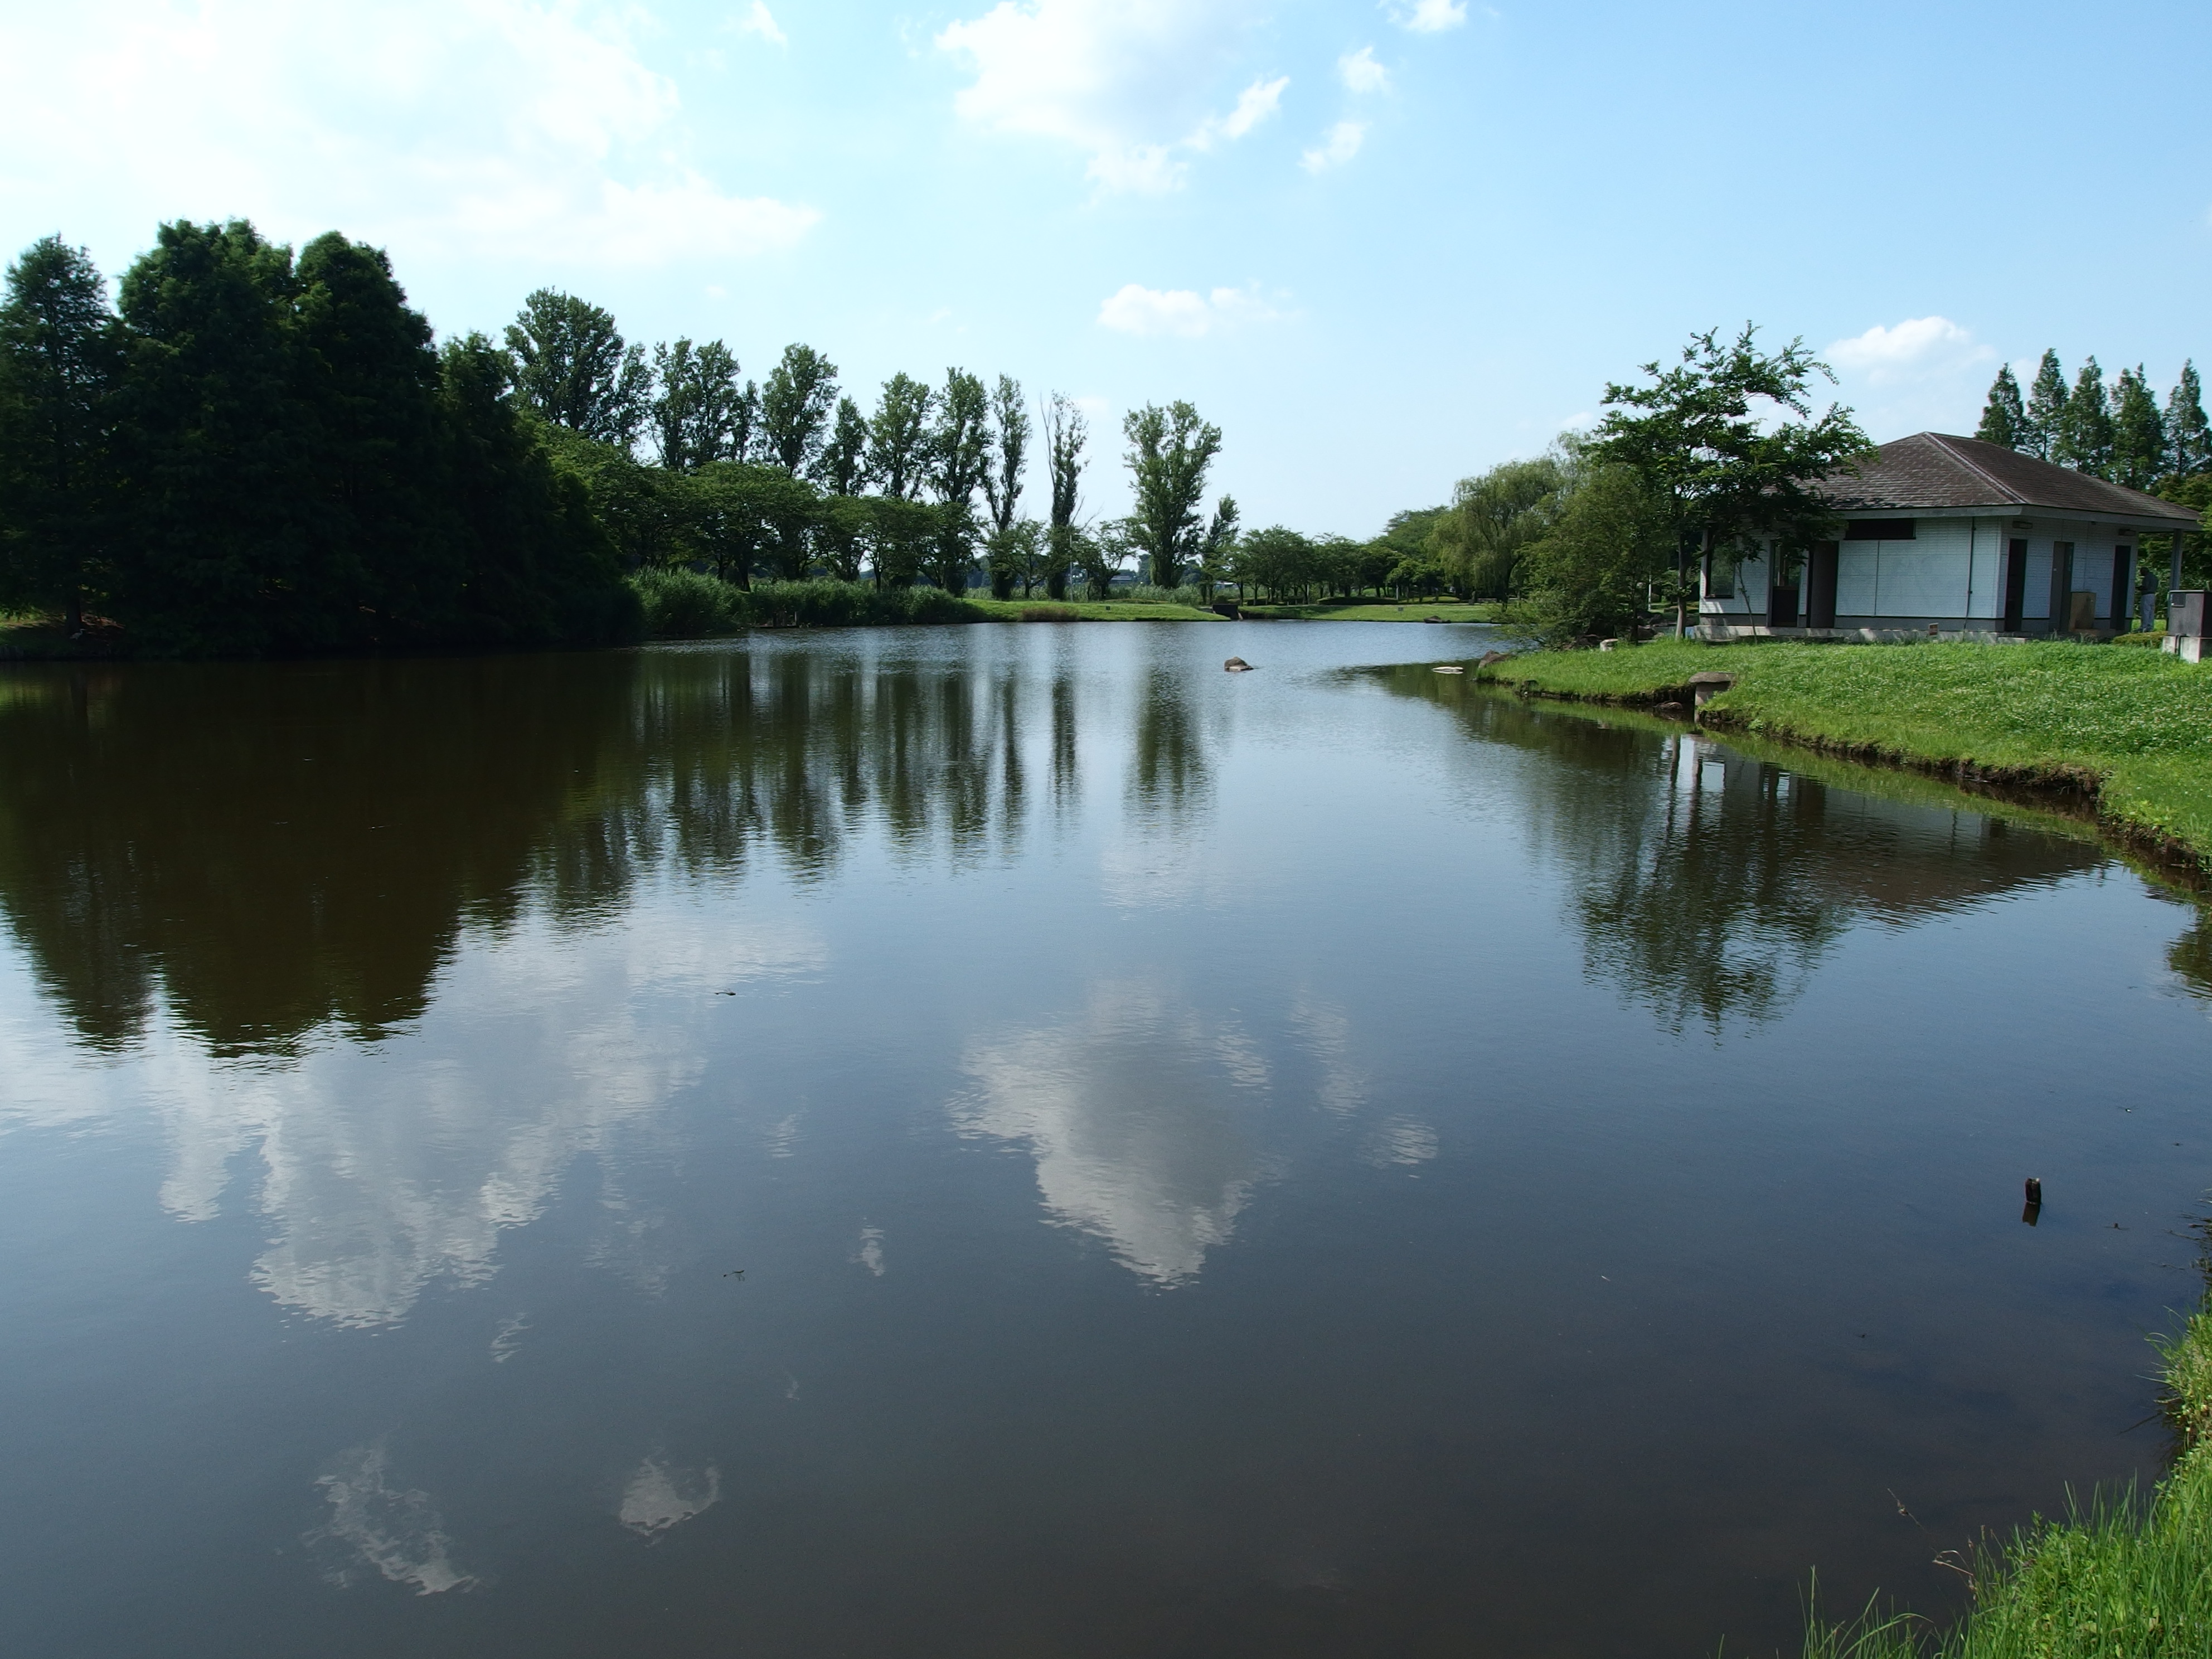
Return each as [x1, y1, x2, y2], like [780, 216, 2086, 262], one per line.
[1477, 638, 2212, 869]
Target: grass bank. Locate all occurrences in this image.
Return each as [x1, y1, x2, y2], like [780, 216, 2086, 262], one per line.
[1799, 1293, 2212, 1658]
[1476, 639, 2212, 871]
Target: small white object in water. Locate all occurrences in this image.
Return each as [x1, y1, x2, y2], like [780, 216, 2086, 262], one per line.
[1433, 665, 1464, 675]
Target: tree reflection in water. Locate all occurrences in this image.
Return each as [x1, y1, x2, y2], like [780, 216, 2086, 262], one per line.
[1381, 668, 2106, 1035]
[0, 646, 1060, 1060]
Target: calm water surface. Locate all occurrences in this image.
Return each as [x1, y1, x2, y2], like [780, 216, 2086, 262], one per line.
[3, 623, 2210, 1658]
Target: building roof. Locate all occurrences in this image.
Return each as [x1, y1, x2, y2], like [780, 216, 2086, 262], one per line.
[1820, 432, 2199, 528]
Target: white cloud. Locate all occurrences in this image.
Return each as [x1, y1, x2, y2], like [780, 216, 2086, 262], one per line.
[1097, 281, 1283, 337]
[937, 1, 1284, 193]
[1192, 75, 1288, 147]
[1388, 0, 1468, 32]
[0, 0, 818, 270]
[1825, 316, 1990, 384]
[1301, 120, 1366, 173]
[734, 2, 786, 46]
[1338, 46, 1390, 94]
[1823, 316, 2000, 438]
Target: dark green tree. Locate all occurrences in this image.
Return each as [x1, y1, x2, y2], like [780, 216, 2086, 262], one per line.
[2169, 362, 2210, 479]
[0, 236, 119, 631]
[760, 343, 838, 476]
[290, 232, 458, 643]
[1976, 363, 2026, 449]
[505, 289, 648, 447]
[2051, 357, 2113, 477]
[2023, 350, 2069, 460]
[649, 338, 741, 471]
[1589, 325, 1870, 636]
[924, 368, 988, 593]
[1122, 400, 1222, 589]
[866, 372, 933, 500]
[437, 333, 641, 646]
[2111, 365, 2167, 491]
[107, 220, 322, 653]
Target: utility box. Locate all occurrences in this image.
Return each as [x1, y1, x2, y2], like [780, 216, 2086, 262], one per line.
[2067, 590, 2097, 633]
[2166, 590, 2208, 662]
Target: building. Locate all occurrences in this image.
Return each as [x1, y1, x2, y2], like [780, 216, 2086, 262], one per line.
[1697, 432, 2199, 639]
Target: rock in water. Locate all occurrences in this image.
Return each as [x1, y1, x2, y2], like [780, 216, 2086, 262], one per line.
[1224, 657, 1253, 672]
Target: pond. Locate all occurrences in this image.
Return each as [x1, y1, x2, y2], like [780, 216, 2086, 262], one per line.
[2, 623, 2209, 1657]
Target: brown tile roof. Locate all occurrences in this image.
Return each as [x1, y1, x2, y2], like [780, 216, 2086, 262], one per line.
[1820, 432, 2198, 527]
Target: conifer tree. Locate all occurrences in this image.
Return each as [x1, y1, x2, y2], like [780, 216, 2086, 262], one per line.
[0, 236, 119, 632]
[2023, 350, 2068, 460]
[2110, 366, 2167, 491]
[1976, 364, 2026, 449]
[2051, 358, 2113, 477]
[2169, 361, 2210, 478]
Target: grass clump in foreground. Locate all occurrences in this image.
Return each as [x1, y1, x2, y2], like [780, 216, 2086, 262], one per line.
[1478, 639, 2212, 869]
[1799, 1305, 2212, 1658]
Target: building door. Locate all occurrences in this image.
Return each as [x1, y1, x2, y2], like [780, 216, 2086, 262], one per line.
[2002, 539, 2028, 630]
[2112, 546, 2133, 626]
[1804, 541, 1839, 628]
[1767, 567, 1798, 628]
[2048, 540, 2075, 633]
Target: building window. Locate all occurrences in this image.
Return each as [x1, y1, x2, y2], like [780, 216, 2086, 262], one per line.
[1843, 519, 1916, 541]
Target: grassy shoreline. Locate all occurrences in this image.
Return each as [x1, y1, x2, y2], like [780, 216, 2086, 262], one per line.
[1799, 1287, 2212, 1658]
[1475, 639, 2212, 874]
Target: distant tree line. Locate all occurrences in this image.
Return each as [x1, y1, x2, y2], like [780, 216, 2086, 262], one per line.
[487, 287, 1241, 604]
[0, 220, 1252, 653]
[0, 225, 639, 654]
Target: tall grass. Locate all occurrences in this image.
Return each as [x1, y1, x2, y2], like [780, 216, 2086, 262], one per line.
[630, 570, 988, 637]
[1787, 1298, 2212, 1658]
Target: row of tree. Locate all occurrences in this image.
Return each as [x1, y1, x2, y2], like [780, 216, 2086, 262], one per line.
[1976, 352, 2211, 489]
[0, 225, 640, 654]
[0, 220, 1253, 651]
[488, 286, 1244, 600]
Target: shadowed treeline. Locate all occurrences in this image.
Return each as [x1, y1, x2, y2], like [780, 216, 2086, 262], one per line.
[0, 646, 1074, 1056]
[1377, 668, 2103, 1031]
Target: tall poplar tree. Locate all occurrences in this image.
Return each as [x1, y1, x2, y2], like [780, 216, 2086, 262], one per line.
[2169, 362, 2210, 479]
[649, 339, 742, 471]
[1122, 401, 1223, 590]
[1976, 363, 2026, 450]
[2023, 350, 2069, 460]
[923, 368, 989, 593]
[867, 372, 933, 500]
[760, 343, 838, 475]
[2110, 366, 2167, 491]
[0, 236, 119, 631]
[505, 289, 649, 447]
[1041, 391, 1086, 600]
[2052, 358, 2114, 477]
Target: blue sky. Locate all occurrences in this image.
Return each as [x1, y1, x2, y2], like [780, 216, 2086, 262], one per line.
[2, 1, 2206, 533]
